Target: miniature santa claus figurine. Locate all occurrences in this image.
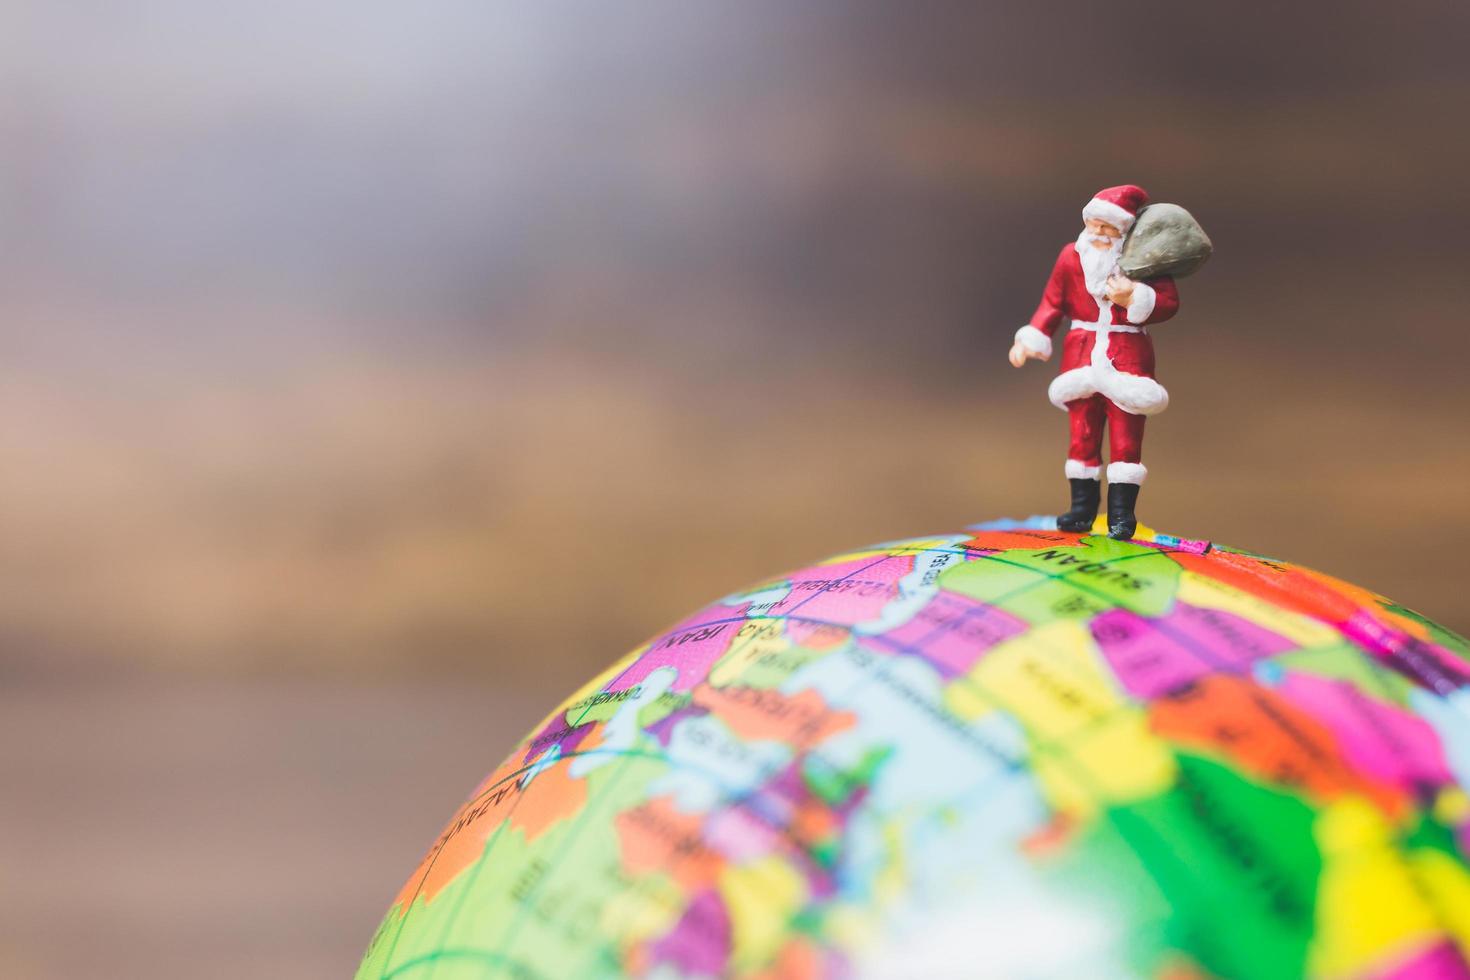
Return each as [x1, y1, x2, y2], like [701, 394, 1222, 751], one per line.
[1008, 184, 1179, 540]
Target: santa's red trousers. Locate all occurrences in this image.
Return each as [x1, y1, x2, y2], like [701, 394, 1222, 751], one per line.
[1067, 395, 1144, 466]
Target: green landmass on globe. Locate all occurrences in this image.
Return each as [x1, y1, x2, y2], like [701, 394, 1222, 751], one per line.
[357, 519, 1470, 980]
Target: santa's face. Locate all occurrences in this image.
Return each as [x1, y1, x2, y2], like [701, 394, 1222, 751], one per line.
[1083, 218, 1123, 249]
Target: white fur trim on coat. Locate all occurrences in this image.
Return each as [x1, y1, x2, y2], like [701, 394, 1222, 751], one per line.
[1126, 281, 1156, 324]
[1014, 325, 1052, 358]
[1082, 197, 1136, 232]
[1100, 368, 1169, 416]
[1048, 365, 1169, 416]
[1107, 461, 1148, 485]
[1065, 459, 1101, 480]
[1048, 367, 1097, 408]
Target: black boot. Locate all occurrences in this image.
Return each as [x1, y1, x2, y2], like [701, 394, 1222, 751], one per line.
[1108, 482, 1140, 540]
[1057, 478, 1101, 532]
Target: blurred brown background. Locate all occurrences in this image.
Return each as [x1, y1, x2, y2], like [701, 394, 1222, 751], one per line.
[3, 2, 1467, 977]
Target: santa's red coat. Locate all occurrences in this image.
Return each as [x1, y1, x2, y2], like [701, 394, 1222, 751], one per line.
[1020, 243, 1179, 416]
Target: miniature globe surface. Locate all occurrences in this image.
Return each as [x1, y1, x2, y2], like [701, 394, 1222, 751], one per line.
[358, 520, 1470, 980]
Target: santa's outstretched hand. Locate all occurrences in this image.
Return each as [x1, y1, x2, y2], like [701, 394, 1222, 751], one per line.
[1008, 341, 1048, 368]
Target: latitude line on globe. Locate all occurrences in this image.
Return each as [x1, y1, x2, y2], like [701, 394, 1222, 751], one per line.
[499, 549, 931, 764]
[559, 553, 900, 734]
[380, 947, 545, 980]
[501, 541, 1198, 792]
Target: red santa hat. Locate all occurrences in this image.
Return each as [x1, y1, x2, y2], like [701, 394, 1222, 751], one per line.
[1081, 184, 1149, 232]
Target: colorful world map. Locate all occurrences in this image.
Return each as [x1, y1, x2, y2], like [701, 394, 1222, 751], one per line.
[357, 519, 1470, 979]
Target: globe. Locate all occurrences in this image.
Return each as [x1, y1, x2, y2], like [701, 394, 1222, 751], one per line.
[357, 519, 1470, 979]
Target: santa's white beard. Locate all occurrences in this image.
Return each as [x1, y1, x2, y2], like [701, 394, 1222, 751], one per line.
[1075, 229, 1123, 298]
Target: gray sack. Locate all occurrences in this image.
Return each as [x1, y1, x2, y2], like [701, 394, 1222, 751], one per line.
[1119, 203, 1212, 279]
